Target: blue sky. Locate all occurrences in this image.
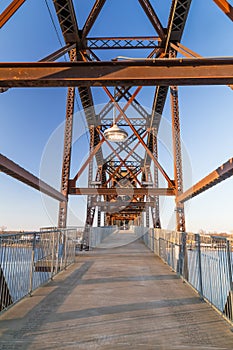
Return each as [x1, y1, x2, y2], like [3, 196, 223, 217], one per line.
[0, 0, 233, 232]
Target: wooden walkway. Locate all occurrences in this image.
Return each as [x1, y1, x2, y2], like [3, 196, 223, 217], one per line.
[0, 238, 232, 349]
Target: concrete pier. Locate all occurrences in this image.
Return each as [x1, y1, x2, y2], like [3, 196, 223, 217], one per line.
[0, 239, 232, 349]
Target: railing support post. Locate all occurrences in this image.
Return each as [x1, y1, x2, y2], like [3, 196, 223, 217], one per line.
[180, 232, 188, 280]
[225, 239, 233, 320]
[29, 233, 36, 295]
[195, 234, 203, 298]
[55, 231, 60, 274]
[152, 229, 155, 252]
[226, 240, 233, 289]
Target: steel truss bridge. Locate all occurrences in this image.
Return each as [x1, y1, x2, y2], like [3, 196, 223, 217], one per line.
[0, 0, 233, 237]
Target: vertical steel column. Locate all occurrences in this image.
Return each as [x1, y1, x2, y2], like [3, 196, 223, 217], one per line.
[103, 213, 107, 226]
[85, 125, 95, 227]
[151, 128, 161, 228]
[96, 166, 102, 227]
[170, 50, 186, 232]
[58, 48, 76, 228]
[145, 165, 152, 228]
[145, 207, 150, 227]
[97, 208, 101, 226]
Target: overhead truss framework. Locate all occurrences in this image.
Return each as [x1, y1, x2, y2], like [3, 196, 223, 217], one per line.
[1, 0, 232, 233]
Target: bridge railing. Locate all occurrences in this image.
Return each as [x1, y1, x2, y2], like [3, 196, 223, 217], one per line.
[143, 229, 233, 324]
[0, 228, 77, 313]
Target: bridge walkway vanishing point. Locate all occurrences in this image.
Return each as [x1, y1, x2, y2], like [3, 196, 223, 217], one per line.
[0, 236, 233, 350]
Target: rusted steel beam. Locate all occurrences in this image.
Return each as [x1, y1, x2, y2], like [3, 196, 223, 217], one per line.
[69, 187, 175, 196]
[0, 0, 26, 28]
[40, 44, 76, 62]
[72, 138, 105, 183]
[213, 0, 233, 21]
[82, 0, 107, 38]
[0, 154, 67, 202]
[1, 58, 233, 87]
[101, 134, 142, 187]
[177, 158, 233, 203]
[170, 80, 185, 232]
[58, 48, 76, 228]
[104, 87, 174, 188]
[148, 0, 192, 131]
[53, 1, 104, 165]
[170, 42, 201, 58]
[104, 133, 146, 187]
[167, 0, 192, 43]
[138, 0, 165, 40]
[53, 0, 80, 44]
[91, 201, 152, 208]
[87, 36, 160, 50]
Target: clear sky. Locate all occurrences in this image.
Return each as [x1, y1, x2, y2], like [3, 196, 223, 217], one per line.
[0, 0, 233, 233]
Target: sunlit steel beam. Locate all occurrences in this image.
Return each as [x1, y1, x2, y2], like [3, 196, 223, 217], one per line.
[0, 154, 67, 202]
[69, 187, 175, 196]
[138, 0, 165, 40]
[91, 201, 153, 207]
[0, 0, 26, 28]
[213, 0, 233, 21]
[71, 138, 105, 183]
[177, 158, 233, 203]
[82, 0, 107, 38]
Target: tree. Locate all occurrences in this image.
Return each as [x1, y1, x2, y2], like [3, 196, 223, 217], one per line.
[0, 226, 7, 233]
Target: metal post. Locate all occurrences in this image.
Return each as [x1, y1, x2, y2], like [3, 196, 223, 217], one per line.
[146, 207, 150, 228]
[97, 206, 101, 226]
[54, 231, 60, 274]
[103, 212, 107, 226]
[63, 229, 68, 269]
[58, 48, 76, 228]
[226, 240, 233, 289]
[51, 231, 56, 279]
[225, 239, 233, 320]
[29, 233, 36, 295]
[152, 229, 155, 252]
[195, 234, 203, 298]
[180, 232, 189, 280]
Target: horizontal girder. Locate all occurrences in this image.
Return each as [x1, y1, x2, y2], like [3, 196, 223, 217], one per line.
[68, 187, 175, 196]
[91, 201, 154, 208]
[87, 36, 160, 50]
[1, 58, 233, 87]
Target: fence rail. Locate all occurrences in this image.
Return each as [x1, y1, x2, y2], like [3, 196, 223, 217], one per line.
[143, 228, 233, 324]
[0, 228, 77, 313]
